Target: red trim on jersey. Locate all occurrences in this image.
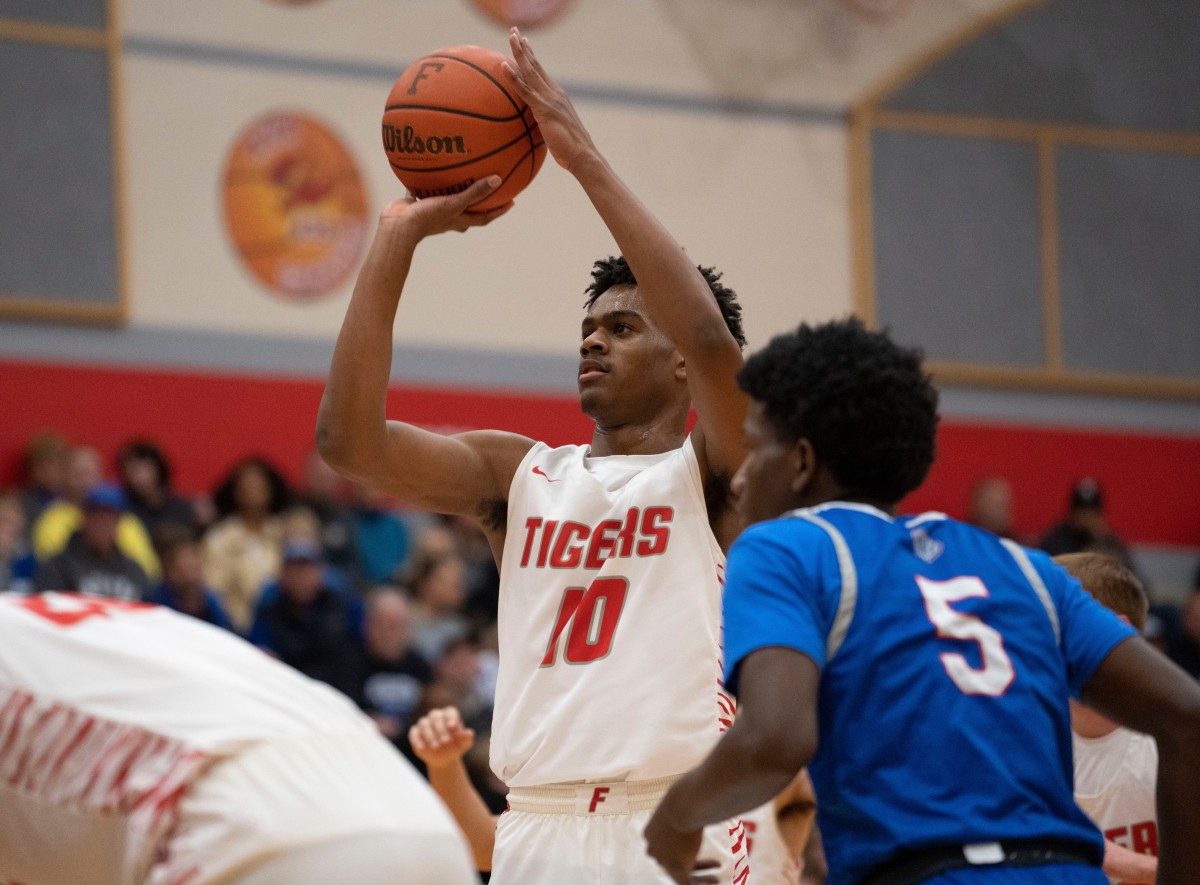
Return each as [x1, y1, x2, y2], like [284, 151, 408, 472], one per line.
[0, 685, 211, 850]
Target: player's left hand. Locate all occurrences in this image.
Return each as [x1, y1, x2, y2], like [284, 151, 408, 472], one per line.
[503, 28, 597, 174]
[644, 806, 720, 885]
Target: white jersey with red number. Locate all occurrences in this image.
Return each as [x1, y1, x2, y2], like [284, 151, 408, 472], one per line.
[0, 592, 387, 884]
[492, 437, 732, 787]
[1073, 726, 1159, 882]
[741, 801, 803, 885]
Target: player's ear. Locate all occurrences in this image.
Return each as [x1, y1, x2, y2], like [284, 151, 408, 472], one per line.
[790, 438, 815, 494]
[674, 353, 687, 382]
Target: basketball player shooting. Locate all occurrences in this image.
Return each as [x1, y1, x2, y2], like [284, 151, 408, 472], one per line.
[318, 28, 751, 884]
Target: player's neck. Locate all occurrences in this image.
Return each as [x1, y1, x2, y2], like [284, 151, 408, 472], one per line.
[588, 417, 686, 458]
[1069, 698, 1120, 739]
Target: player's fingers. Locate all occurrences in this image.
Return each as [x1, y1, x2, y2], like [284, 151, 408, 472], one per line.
[502, 61, 535, 106]
[450, 175, 500, 212]
[517, 32, 554, 87]
[443, 706, 464, 731]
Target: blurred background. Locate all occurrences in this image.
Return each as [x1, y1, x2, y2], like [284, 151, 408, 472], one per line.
[1, 0, 1198, 773]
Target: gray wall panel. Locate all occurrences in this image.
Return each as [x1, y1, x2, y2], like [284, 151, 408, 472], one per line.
[885, 0, 1200, 133]
[0, 0, 106, 28]
[872, 130, 1044, 365]
[0, 40, 117, 304]
[1057, 146, 1200, 378]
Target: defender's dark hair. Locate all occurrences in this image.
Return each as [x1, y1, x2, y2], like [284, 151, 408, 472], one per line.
[737, 317, 938, 504]
[583, 255, 746, 350]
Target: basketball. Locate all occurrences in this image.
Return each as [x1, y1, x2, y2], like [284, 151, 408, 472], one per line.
[381, 45, 546, 212]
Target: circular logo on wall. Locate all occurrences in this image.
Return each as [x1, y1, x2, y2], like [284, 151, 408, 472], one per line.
[222, 112, 368, 301]
[467, 0, 574, 30]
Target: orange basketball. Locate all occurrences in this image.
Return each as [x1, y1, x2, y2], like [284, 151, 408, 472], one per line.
[381, 45, 546, 211]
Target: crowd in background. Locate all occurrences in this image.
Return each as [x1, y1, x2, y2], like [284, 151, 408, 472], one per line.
[2, 430, 1198, 820]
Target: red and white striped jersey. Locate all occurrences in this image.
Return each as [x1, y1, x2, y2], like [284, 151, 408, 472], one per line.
[741, 800, 803, 885]
[491, 437, 732, 788]
[0, 593, 379, 885]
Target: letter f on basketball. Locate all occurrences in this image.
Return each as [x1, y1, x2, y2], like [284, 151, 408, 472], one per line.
[407, 62, 445, 95]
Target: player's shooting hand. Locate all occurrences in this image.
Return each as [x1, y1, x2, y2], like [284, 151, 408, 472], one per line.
[503, 28, 597, 174]
[379, 176, 512, 238]
[409, 706, 476, 769]
[644, 805, 720, 885]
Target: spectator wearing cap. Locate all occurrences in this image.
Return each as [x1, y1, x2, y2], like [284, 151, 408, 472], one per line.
[247, 539, 365, 698]
[33, 445, 160, 579]
[1039, 477, 1136, 571]
[34, 483, 151, 601]
[147, 529, 234, 631]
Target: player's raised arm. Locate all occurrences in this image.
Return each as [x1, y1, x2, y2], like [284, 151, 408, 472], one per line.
[316, 182, 533, 519]
[504, 29, 747, 483]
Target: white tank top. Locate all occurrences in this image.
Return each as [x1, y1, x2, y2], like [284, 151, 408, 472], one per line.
[0, 593, 378, 884]
[1073, 726, 1159, 879]
[741, 801, 803, 885]
[492, 438, 731, 787]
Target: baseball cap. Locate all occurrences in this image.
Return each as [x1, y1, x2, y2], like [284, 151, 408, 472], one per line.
[282, 539, 323, 564]
[1070, 477, 1103, 510]
[83, 482, 126, 512]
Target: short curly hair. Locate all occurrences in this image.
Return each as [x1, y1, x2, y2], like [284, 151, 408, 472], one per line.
[737, 317, 939, 504]
[583, 255, 746, 350]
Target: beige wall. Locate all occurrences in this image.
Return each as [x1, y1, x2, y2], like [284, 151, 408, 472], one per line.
[119, 0, 1003, 354]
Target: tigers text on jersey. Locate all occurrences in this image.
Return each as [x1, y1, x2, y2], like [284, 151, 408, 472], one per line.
[721, 504, 1134, 885]
[1074, 726, 1159, 879]
[492, 438, 731, 787]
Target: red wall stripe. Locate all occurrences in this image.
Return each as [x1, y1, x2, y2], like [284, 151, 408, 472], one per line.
[2, 359, 1197, 547]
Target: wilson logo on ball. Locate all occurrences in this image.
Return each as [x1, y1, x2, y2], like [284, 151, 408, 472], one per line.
[381, 44, 546, 211]
[381, 124, 468, 157]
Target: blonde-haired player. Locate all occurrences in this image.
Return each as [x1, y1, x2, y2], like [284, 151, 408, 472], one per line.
[0, 592, 476, 885]
[1058, 552, 1160, 885]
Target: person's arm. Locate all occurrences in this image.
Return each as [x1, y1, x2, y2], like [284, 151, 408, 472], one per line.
[409, 707, 498, 871]
[1100, 838, 1157, 884]
[1080, 636, 1200, 885]
[315, 179, 533, 519]
[504, 30, 747, 481]
[645, 647, 819, 885]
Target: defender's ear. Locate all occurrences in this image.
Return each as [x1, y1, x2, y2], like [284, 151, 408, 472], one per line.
[791, 438, 816, 495]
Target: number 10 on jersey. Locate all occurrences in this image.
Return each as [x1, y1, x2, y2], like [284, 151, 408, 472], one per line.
[541, 577, 630, 666]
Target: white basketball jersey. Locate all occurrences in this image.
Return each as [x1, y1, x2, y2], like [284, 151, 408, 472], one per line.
[741, 801, 803, 885]
[0, 592, 378, 884]
[1073, 726, 1159, 879]
[492, 438, 732, 787]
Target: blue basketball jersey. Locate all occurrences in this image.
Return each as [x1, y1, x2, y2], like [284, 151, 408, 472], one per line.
[722, 503, 1134, 885]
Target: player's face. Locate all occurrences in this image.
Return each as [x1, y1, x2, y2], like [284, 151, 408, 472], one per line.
[578, 285, 682, 423]
[732, 401, 801, 527]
